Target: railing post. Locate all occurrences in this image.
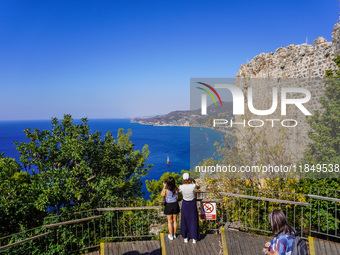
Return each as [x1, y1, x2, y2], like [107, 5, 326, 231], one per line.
[309, 196, 312, 237]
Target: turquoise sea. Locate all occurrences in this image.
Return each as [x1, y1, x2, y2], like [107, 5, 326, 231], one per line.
[0, 119, 221, 198]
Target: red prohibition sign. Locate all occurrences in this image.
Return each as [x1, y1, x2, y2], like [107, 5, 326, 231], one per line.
[203, 203, 214, 213]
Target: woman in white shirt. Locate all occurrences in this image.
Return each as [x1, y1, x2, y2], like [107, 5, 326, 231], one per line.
[178, 173, 200, 244]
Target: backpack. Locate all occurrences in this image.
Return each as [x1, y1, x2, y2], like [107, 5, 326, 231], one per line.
[289, 232, 308, 255]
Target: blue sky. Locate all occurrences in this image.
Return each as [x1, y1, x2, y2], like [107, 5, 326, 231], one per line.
[0, 0, 338, 120]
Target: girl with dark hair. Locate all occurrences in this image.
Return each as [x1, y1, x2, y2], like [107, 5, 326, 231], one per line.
[263, 209, 295, 255]
[161, 177, 180, 241]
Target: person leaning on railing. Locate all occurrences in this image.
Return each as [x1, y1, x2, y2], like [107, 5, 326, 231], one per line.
[161, 177, 180, 241]
[178, 173, 200, 244]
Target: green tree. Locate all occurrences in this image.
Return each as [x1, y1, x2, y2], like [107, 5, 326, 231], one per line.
[15, 114, 152, 214]
[302, 56, 340, 166]
[0, 154, 45, 236]
[0, 115, 152, 254]
[297, 56, 340, 233]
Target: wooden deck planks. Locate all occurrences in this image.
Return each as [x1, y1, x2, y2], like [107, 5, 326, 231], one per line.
[151, 240, 162, 255]
[312, 238, 340, 255]
[228, 231, 240, 254]
[115, 243, 125, 255]
[206, 234, 222, 255]
[199, 235, 211, 255]
[317, 238, 326, 254]
[103, 241, 161, 255]
[201, 234, 220, 255]
[334, 240, 340, 254]
[118, 242, 126, 255]
[323, 239, 333, 254]
[222, 229, 271, 255]
[84, 251, 99, 255]
[100, 234, 340, 255]
[130, 241, 138, 253]
[173, 236, 184, 255]
[224, 231, 233, 254]
[163, 234, 220, 255]
[329, 240, 338, 255]
[314, 236, 321, 254]
[242, 232, 257, 255]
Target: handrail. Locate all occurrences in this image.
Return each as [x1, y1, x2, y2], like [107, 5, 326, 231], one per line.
[310, 186, 340, 193]
[0, 232, 51, 251]
[44, 209, 98, 220]
[0, 226, 44, 240]
[308, 194, 340, 203]
[219, 192, 311, 206]
[97, 206, 162, 211]
[44, 215, 102, 228]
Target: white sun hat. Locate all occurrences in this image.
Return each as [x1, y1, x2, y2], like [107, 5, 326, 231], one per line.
[183, 173, 189, 180]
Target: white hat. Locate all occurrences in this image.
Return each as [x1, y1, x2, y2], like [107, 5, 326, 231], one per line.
[183, 173, 189, 180]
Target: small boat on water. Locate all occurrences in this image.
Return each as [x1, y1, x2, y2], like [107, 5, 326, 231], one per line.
[167, 156, 170, 165]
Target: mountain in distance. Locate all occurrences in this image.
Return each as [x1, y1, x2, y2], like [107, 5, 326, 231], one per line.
[131, 101, 233, 127]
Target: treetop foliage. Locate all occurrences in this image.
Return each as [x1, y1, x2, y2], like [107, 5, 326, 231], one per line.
[1, 114, 152, 236]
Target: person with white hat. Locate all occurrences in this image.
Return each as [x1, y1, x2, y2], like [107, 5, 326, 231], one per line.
[178, 172, 200, 243]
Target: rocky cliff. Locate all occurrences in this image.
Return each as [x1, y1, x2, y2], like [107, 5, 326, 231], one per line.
[234, 21, 340, 161]
[236, 22, 340, 79]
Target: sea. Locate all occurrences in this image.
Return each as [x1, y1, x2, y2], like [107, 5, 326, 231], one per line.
[0, 119, 221, 198]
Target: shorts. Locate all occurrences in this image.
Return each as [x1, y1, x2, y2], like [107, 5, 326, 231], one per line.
[164, 202, 180, 215]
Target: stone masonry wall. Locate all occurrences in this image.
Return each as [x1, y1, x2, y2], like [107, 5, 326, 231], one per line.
[234, 22, 340, 161]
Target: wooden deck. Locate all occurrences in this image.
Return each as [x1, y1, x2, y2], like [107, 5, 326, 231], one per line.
[221, 229, 272, 255]
[311, 237, 340, 255]
[84, 251, 99, 255]
[162, 234, 222, 255]
[95, 231, 340, 255]
[102, 240, 161, 255]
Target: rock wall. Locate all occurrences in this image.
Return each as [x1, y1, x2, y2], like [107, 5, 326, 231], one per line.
[332, 22, 340, 56]
[237, 24, 340, 79]
[234, 21, 340, 161]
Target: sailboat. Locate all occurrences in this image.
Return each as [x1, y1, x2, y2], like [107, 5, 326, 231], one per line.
[167, 156, 170, 165]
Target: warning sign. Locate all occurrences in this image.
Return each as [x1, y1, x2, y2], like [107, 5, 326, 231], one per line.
[200, 202, 216, 220]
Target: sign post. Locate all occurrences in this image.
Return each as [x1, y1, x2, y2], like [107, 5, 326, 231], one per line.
[200, 202, 216, 220]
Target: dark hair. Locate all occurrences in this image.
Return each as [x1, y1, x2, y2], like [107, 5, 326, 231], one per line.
[268, 209, 294, 236]
[166, 177, 177, 197]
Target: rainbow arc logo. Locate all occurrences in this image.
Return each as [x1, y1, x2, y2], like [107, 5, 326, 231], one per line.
[196, 82, 222, 115]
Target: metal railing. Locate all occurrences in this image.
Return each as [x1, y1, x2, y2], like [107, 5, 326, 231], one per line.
[0, 226, 49, 252]
[197, 189, 311, 238]
[97, 200, 166, 240]
[1, 186, 340, 254]
[44, 209, 102, 253]
[197, 186, 340, 241]
[308, 186, 340, 240]
[0, 200, 166, 254]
